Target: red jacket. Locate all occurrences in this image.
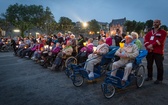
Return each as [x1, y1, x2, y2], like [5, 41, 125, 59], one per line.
[144, 28, 167, 54]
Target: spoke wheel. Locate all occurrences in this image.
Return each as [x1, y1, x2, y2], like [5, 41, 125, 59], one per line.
[73, 74, 84, 87]
[103, 83, 115, 99]
[65, 57, 77, 68]
[136, 65, 145, 88]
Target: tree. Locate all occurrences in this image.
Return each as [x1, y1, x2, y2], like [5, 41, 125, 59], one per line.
[2, 3, 56, 37]
[41, 7, 57, 35]
[145, 20, 153, 30]
[124, 20, 137, 33]
[160, 25, 168, 31]
[135, 22, 145, 34]
[125, 20, 145, 34]
[58, 17, 73, 32]
[124, 20, 132, 33]
[88, 19, 100, 35]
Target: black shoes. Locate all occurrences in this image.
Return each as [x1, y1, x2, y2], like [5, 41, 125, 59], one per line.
[154, 80, 162, 84]
[145, 77, 153, 81]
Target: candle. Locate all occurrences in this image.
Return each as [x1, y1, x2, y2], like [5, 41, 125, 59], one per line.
[83, 42, 87, 46]
[119, 42, 124, 48]
[93, 47, 97, 52]
[49, 46, 52, 51]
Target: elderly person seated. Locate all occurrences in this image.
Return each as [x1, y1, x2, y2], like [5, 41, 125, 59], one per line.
[31, 40, 44, 60]
[111, 35, 139, 85]
[70, 34, 77, 56]
[20, 40, 36, 58]
[48, 40, 73, 71]
[16, 40, 26, 56]
[77, 38, 94, 63]
[41, 42, 61, 66]
[131, 32, 142, 49]
[84, 38, 109, 78]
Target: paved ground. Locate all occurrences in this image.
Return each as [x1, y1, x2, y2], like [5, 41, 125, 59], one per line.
[0, 38, 168, 105]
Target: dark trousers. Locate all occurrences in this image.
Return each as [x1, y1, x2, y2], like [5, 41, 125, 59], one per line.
[146, 52, 164, 81]
[53, 52, 63, 66]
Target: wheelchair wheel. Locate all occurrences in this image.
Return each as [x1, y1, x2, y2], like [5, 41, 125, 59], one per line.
[64, 67, 73, 78]
[73, 74, 84, 87]
[136, 65, 145, 88]
[102, 83, 115, 99]
[65, 56, 77, 68]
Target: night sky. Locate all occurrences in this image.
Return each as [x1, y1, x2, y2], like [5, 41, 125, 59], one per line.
[0, 0, 168, 25]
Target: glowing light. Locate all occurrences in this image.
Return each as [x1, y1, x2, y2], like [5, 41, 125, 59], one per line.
[83, 22, 88, 27]
[93, 47, 97, 52]
[50, 46, 52, 51]
[83, 42, 87, 46]
[36, 32, 39, 35]
[44, 45, 49, 50]
[13, 29, 20, 32]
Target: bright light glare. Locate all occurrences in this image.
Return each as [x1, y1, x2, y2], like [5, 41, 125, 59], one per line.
[83, 22, 88, 27]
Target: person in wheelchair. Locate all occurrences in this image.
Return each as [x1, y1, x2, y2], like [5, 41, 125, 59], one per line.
[84, 38, 109, 78]
[16, 40, 26, 56]
[77, 38, 94, 64]
[41, 42, 61, 66]
[31, 39, 44, 61]
[48, 40, 73, 71]
[111, 35, 139, 85]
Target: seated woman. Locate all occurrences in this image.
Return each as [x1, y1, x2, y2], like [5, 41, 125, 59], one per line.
[41, 42, 61, 66]
[48, 40, 73, 71]
[110, 35, 139, 85]
[77, 38, 94, 64]
[16, 40, 26, 56]
[37, 41, 55, 62]
[21, 40, 36, 58]
[31, 39, 44, 61]
[26, 41, 38, 58]
[84, 38, 109, 78]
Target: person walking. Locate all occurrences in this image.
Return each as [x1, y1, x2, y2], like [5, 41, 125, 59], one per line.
[144, 19, 167, 84]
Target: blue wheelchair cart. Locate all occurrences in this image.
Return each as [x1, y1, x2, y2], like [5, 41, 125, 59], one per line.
[101, 50, 148, 98]
[67, 46, 119, 87]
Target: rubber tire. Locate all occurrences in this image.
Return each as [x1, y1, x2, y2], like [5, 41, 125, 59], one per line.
[73, 74, 84, 87]
[136, 65, 145, 88]
[103, 83, 115, 99]
[65, 56, 77, 68]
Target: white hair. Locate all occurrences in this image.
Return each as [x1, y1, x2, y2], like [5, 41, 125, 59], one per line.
[131, 32, 139, 39]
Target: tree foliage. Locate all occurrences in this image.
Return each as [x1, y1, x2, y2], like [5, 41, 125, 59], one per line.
[145, 19, 153, 29]
[3, 3, 56, 37]
[160, 25, 168, 31]
[58, 17, 73, 32]
[88, 19, 100, 34]
[124, 20, 145, 34]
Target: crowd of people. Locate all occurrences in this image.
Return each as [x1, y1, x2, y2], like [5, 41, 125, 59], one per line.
[1, 19, 167, 85]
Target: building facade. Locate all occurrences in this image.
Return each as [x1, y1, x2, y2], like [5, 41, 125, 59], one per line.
[109, 17, 126, 36]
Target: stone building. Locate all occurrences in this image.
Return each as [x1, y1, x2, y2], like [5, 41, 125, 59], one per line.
[109, 17, 126, 36]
